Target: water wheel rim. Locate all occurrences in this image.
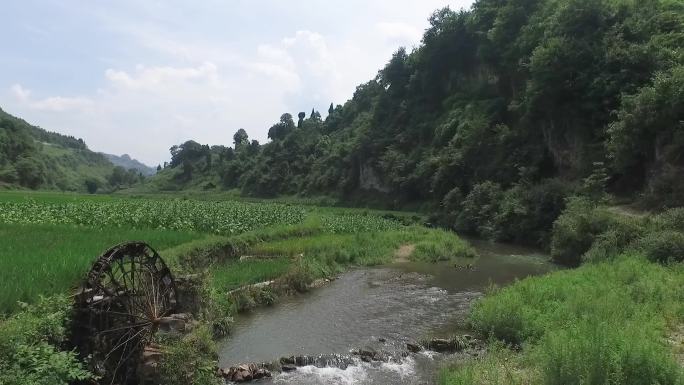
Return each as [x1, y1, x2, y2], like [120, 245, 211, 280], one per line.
[76, 241, 178, 384]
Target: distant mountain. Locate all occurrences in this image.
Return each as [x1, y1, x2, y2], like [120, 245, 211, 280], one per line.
[102, 153, 156, 176]
[0, 107, 122, 192]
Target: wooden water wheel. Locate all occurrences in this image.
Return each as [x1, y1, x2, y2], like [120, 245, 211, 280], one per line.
[73, 242, 178, 385]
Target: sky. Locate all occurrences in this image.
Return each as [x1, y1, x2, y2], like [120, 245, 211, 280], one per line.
[0, 0, 474, 166]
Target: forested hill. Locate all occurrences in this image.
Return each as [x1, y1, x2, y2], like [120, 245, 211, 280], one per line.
[152, 0, 683, 246]
[0, 108, 142, 192]
[102, 153, 157, 177]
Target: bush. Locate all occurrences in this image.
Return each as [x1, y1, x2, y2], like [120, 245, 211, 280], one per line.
[638, 230, 684, 263]
[442, 179, 568, 247]
[651, 208, 684, 232]
[159, 325, 220, 385]
[0, 296, 94, 385]
[643, 164, 684, 209]
[456, 181, 503, 236]
[582, 217, 645, 263]
[550, 197, 616, 266]
[493, 179, 569, 246]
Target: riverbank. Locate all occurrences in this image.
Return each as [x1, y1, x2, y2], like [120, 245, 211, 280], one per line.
[441, 256, 684, 385]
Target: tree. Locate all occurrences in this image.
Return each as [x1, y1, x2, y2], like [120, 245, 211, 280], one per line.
[328, 103, 334, 116]
[85, 178, 99, 194]
[233, 129, 249, 148]
[156, 164, 162, 172]
[169, 141, 204, 168]
[297, 112, 306, 128]
[268, 114, 295, 141]
[15, 156, 45, 189]
[108, 166, 127, 187]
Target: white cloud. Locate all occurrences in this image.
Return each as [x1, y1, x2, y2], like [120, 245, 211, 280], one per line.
[376, 21, 423, 43]
[11, 84, 93, 112]
[31, 96, 94, 112]
[11, 84, 31, 102]
[105, 62, 219, 90]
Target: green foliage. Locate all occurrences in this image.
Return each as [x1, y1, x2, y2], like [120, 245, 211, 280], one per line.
[551, 202, 684, 266]
[158, 324, 220, 385]
[638, 230, 684, 263]
[436, 179, 569, 247]
[0, 109, 123, 192]
[0, 296, 94, 385]
[550, 197, 617, 266]
[0, 223, 202, 313]
[456, 181, 503, 236]
[147, 0, 684, 216]
[0, 198, 306, 235]
[440, 343, 531, 385]
[608, 65, 684, 199]
[212, 258, 292, 291]
[537, 318, 681, 385]
[463, 256, 684, 385]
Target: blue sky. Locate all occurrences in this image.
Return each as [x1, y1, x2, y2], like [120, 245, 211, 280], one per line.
[0, 0, 474, 165]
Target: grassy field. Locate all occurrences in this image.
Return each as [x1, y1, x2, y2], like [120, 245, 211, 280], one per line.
[0, 190, 472, 315]
[0, 223, 204, 313]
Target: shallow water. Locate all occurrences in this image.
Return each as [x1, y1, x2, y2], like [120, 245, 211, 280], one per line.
[218, 239, 553, 384]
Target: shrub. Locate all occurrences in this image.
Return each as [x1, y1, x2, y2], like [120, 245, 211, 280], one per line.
[643, 164, 684, 209]
[550, 197, 616, 266]
[0, 296, 94, 385]
[651, 207, 684, 232]
[158, 324, 220, 385]
[638, 230, 684, 263]
[456, 181, 503, 236]
[582, 217, 645, 263]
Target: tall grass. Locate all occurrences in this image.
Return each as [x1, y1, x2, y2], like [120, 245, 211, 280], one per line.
[0, 223, 203, 314]
[248, 226, 475, 266]
[211, 258, 292, 292]
[442, 255, 684, 385]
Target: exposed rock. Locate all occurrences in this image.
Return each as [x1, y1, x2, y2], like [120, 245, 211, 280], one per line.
[359, 162, 391, 193]
[352, 348, 387, 362]
[406, 342, 422, 353]
[308, 278, 332, 290]
[157, 314, 189, 334]
[220, 363, 272, 383]
[422, 336, 472, 353]
[281, 364, 297, 372]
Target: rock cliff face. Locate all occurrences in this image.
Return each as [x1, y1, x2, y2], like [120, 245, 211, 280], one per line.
[359, 162, 390, 193]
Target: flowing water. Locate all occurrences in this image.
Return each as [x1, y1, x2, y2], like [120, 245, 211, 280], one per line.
[218, 239, 554, 384]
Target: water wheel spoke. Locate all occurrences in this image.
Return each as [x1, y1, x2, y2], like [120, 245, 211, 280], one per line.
[97, 321, 153, 335]
[104, 326, 149, 361]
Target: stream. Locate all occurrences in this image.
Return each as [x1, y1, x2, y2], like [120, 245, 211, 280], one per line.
[218, 239, 554, 384]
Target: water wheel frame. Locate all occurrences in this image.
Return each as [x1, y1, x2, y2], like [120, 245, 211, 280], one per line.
[74, 241, 178, 385]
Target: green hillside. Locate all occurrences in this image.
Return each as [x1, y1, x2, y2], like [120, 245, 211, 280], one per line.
[0, 108, 139, 192]
[150, 0, 684, 247]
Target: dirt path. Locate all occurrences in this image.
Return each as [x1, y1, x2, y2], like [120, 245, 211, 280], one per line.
[394, 244, 415, 263]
